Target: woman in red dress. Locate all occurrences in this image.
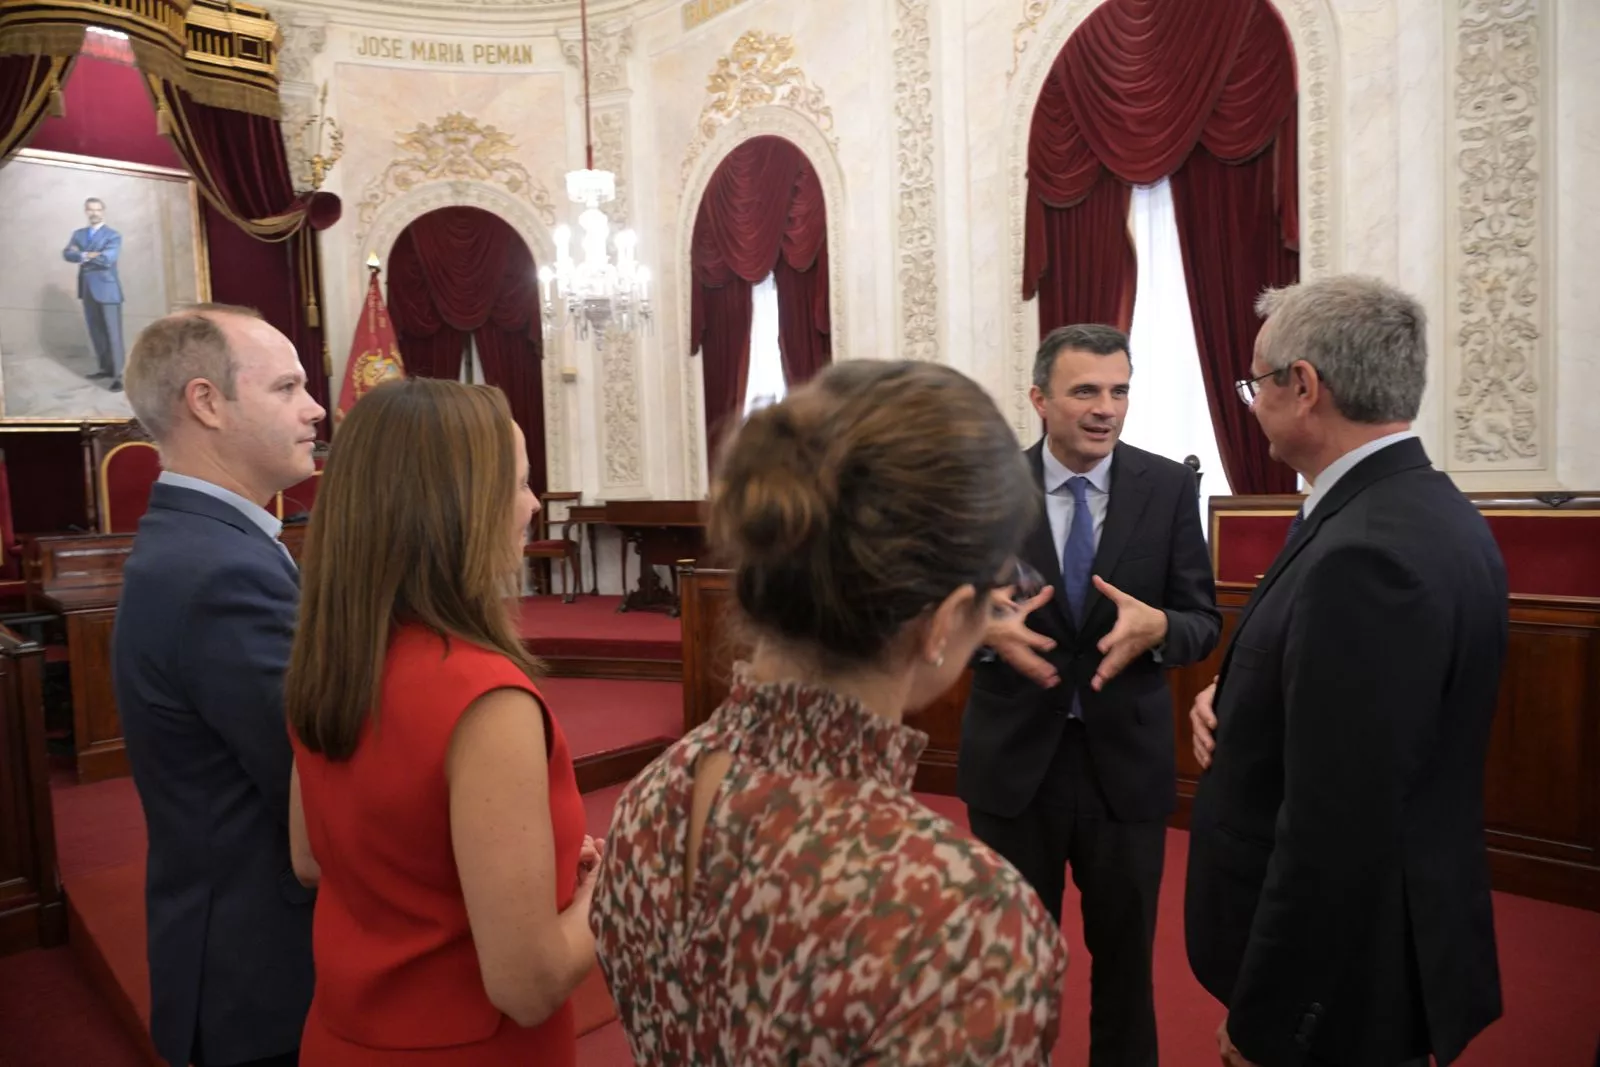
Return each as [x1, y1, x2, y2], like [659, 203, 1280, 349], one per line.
[285, 379, 596, 1066]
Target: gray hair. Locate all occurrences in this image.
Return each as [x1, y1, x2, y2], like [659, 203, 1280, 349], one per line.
[1032, 323, 1131, 391]
[124, 304, 260, 440]
[1255, 275, 1426, 423]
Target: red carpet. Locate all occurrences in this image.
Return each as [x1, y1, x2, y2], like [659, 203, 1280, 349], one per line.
[18, 741, 1600, 1066]
[517, 595, 682, 661]
[0, 947, 150, 1067]
[538, 677, 682, 761]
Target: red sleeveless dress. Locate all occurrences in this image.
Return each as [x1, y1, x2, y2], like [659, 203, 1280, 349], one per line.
[293, 624, 584, 1066]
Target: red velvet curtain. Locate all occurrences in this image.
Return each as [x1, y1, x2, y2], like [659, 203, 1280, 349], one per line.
[385, 207, 547, 494]
[386, 228, 467, 381]
[0, 51, 74, 162]
[691, 136, 830, 451]
[148, 78, 342, 420]
[1024, 0, 1298, 491]
[1025, 174, 1135, 332]
[1171, 116, 1300, 495]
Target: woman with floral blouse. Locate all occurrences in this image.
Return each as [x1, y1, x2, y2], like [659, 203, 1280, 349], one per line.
[590, 360, 1066, 1065]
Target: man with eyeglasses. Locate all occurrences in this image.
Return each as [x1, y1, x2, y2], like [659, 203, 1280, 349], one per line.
[1184, 275, 1508, 1067]
[958, 323, 1222, 1067]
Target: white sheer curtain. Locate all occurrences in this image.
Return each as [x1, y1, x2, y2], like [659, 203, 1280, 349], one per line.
[743, 272, 786, 416]
[1121, 178, 1232, 524]
[458, 334, 484, 385]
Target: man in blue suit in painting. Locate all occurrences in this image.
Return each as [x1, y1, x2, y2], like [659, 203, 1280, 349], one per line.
[62, 196, 126, 390]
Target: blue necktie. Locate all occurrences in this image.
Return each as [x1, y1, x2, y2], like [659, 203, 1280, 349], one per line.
[1062, 476, 1094, 626]
[1285, 506, 1306, 546]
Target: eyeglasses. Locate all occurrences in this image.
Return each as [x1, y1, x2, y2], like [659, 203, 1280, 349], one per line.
[1236, 362, 1320, 406]
[1235, 371, 1278, 407]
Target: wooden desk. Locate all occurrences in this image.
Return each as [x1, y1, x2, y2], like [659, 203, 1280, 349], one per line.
[564, 504, 607, 595]
[0, 623, 64, 955]
[579, 500, 707, 615]
[29, 526, 307, 782]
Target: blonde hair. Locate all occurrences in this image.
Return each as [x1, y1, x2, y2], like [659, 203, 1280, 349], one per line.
[285, 378, 539, 759]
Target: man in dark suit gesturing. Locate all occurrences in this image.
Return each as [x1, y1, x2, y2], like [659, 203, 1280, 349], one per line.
[62, 196, 126, 390]
[1185, 276, 1507, 1067]
[959, 324, 1221, 1067]
[114, 305, 326, 1067]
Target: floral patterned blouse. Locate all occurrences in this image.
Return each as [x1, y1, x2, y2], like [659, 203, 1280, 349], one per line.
[590, 668, 1066, 1065]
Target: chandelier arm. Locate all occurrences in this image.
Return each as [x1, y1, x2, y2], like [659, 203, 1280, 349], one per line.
[580, 0, 594, 171]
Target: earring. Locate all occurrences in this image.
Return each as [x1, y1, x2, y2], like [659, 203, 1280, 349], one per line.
[931, 652, 945, 668]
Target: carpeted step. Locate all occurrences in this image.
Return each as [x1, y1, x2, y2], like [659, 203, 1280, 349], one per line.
[518, 595, 682, 662]
[539, 677, 682, 763]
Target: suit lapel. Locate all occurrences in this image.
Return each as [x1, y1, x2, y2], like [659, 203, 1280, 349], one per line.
[150, 483, 298, 584]
[1021, 440, 1072, 633]
[1082, 444, 1151, 629]
[1223, 438, 1434, 676]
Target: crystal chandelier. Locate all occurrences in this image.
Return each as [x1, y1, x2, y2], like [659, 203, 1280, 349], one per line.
[539, 0, 650, 347]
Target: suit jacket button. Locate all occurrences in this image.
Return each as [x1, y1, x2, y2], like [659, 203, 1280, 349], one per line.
[1295, 1004, 1323, 1048]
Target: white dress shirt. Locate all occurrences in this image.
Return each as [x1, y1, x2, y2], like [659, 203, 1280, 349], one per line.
[1301, 430, 1418, 519]
[1042, 442, 1113, 563]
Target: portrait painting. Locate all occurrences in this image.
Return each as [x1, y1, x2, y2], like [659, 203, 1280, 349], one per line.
[0, 148, 209, 423]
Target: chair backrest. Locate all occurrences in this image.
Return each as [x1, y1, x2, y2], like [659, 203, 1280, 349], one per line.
[0, 449, 18, 580]
[537, 490, 582, 540]
[95, 433, 162, 535]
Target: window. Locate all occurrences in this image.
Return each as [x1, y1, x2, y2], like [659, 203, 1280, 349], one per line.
[1121, 178, 1232, 523]
[743, 273, 786, 416]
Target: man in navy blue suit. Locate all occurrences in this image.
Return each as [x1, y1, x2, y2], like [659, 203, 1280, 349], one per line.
[114, 304, 325, 1067]
[62, 196, 126, 390]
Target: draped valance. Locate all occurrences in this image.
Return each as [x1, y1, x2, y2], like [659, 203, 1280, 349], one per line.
[1023, 0, 1298, 303]
[690, 135, 831, 454]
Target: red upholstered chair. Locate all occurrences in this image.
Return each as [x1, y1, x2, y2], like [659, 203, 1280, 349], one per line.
[524, 491, 583, 603]
[93, 427, 162, 535]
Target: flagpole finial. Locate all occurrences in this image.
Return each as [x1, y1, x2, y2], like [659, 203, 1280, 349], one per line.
[366, 252, 381, 271]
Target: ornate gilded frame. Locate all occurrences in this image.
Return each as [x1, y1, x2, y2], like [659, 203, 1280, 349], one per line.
[0, 148, 210, 425]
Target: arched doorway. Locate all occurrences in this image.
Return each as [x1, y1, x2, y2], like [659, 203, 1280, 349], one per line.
[690, 135, 831, 455]
[386, 206, 548, 494]
[1023, 0, 1298, 496]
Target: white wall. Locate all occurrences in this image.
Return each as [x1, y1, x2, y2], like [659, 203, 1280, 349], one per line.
[269, 0, 1599, 496]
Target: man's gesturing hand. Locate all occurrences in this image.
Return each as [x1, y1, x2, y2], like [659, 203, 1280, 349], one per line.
[1191, 679, 1219, 768]
[1089, 576, 1169, 691]
[984, 585, 1060, 689]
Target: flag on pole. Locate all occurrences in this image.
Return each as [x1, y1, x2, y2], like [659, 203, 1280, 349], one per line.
[336, 256, 405, 425]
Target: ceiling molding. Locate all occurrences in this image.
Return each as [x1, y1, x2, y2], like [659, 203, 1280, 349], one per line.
[265, 0, 639, 31]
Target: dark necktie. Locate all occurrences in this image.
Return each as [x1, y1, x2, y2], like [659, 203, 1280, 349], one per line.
[1062, 476, 1094, 625]
[1285, 506, 1306, 545]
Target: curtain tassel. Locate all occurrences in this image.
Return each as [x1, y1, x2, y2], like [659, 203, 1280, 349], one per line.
[46, 85, 65, 119]
[155, 103, 172, 137]
[304, 298, 320, 328]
